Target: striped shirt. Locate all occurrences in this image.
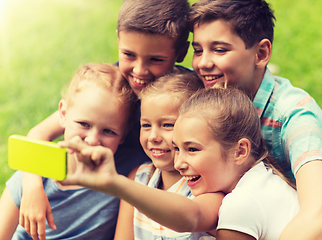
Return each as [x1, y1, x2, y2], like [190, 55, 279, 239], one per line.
[133, 162, 213, 240]
[254, 69, 322, 179]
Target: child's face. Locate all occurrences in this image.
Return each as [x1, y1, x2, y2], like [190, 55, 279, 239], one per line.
[118, 30, 178, 95]
[191, 19, 261, 96]
[60, 84, 128, 154]
[173, 115, 239, 196]
[140, 94, 179, 172]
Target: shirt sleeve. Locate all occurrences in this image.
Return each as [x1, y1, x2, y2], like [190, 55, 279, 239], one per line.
[281, 95, 322, 175]
[217, 191, 266, 240]
[6, 171, 24, 208]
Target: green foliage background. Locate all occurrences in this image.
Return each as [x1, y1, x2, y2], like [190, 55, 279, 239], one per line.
[1, 0, 322, 194]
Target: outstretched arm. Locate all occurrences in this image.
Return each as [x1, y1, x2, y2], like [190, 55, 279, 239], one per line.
[59, 137, 224, 233]
[280, 160, 322, 240]
[20, 110, 63, 240]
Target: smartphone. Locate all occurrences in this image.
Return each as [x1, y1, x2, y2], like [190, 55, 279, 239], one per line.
[8, 135, 68, 181]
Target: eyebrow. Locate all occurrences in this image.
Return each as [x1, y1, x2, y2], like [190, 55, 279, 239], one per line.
[192, 41, 232, 47]
[119, 48, 170, 59]
[172, 141, 202, 147]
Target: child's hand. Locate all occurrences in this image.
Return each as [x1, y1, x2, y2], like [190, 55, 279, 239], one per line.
[58, 136, 119, 192]
[20, 175, 56, 240]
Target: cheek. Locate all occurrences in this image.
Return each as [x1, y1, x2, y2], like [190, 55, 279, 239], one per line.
[139, 131, 148, 147]
[191, 56, 199, 72]
[63, 123, 80, 141]
[103, 138, 122, 154]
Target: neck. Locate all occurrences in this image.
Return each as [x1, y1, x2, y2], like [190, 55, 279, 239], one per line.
[159, 170, 183, 190]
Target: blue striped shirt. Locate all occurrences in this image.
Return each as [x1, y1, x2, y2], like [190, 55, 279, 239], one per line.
[254, 69, 322, 179]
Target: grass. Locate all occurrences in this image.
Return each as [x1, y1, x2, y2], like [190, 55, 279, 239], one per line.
[1, 0, 322, 195]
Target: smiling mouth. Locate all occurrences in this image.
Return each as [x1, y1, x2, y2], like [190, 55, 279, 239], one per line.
[132, 76, 148, 85]
[151, 149, 170, 154]
[204, 75, 224, 81]
[184, 175, 201, 182]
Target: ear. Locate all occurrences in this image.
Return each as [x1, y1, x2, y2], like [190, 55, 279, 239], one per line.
[234, 138, 251, 165]
[255, 39, 271, 69]
[58, 99, 67, 128]
[176, 41, 190, 63]
[116, 30, 120, 44]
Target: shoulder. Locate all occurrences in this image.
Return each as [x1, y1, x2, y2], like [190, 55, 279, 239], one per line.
[134, 162, 155, 184]
[173, 65, 194, 73]
[218, 189, 265, 239]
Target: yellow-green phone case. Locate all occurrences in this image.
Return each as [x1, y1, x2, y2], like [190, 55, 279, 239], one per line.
[8, 135, 67, 181]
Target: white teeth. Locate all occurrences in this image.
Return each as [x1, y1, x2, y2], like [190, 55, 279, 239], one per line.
[133, 77, 146, 85]
[151, 149, 167, 154]
[184, 176, 200, 181]
[204, 76, 221, 81]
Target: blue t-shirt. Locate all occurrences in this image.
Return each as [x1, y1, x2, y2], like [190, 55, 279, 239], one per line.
[7, 104, 150, 239]
[8, 171, 119, 240]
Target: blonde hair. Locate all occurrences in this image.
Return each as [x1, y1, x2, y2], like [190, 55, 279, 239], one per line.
[138, 72, 204, 105]
[63, 63, 138, 130]
[180, 87, 295, 189]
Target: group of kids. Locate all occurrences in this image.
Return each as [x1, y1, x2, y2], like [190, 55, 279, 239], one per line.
[1, 0, 322, 239]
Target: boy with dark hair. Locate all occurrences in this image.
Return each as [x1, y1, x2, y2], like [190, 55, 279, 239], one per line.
[17, 0, 191, 239]
[116, 0, 190, 95]
[188, 0, 322, 239]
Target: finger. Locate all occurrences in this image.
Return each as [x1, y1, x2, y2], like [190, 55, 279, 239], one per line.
[30, 220, 40, 240]
[37, 220, 47, 240]
[46, 206, 56, 230]
[19, 213, 25, 228]
[24, 218, 30, 236]
[90, 146, 114, 166]
[58, 136, 88, 152]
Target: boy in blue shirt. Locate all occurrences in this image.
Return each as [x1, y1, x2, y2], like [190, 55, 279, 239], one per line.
[188, 0, 322, 239]
[0, 63, 138, 240]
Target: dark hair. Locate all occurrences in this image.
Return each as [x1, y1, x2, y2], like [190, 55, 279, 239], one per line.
[117, 0, 190, 52]
[180, 87, 295, 189]
[188, 0, 276, 48]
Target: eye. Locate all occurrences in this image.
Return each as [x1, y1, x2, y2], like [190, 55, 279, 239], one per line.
[188, 147, 199, 152]
[141, 123, 151, 128]
[103, 129, 117, 135]
[163, 123, 174, 128]
[78, 122, 90, 128]
[193, 48, 203, 56]
[214, 47, 228, 54]
[173, 146, 179, 152]
[123, 51, 135, 58]
[150, 57, 165, 62]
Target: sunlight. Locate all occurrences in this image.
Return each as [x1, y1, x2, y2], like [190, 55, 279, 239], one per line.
[0, 0, 6, 16]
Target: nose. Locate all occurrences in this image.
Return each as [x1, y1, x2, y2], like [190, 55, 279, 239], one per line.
[133, 59, 149, 76]
[148, 127, 162, 143]
[197, 51, 214, 70]
[174, 152, 188, 172]
[84, 129, 101, 146]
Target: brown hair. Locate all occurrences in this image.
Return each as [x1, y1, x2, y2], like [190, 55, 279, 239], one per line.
[139, 72, 204, 105]
[180, 87, 295, 189]
[117, 0, 190, 53]
[188, 0, 276, 48]
[63, 63, 138, 131]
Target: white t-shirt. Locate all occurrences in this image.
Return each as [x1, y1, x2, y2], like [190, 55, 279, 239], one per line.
[217, 162, 300, 240]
